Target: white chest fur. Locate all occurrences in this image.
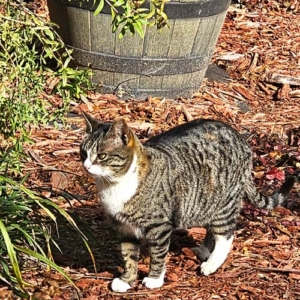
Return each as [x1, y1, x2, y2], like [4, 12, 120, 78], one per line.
[95, 155, 143, 238]
[95, 154, 139, 217]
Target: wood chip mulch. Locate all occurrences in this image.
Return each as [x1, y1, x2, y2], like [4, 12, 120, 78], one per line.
[3, 1, 300, 299]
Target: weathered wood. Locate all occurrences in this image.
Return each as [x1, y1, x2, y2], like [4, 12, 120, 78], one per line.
[48, 0, 231, 99]
[167, 19, 200, 58]
[162, 70, 204, 90]
[91, 12, 114, 55]
[92, 70, 115, 88]
[113, 73, 140, 92]
[114, 28, 144, 58]
[142, 23, 173, 58]
[192, 14, 219, 56]
[139, 74, 163, 90]
[67, 7, 91, 50]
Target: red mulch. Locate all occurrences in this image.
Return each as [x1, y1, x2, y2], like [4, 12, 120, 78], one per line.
[3, 1, 300, 299]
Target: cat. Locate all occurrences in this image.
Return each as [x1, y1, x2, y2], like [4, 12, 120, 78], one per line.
[80, 112, 295, 293]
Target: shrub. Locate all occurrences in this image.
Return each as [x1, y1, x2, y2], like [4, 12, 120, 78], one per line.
[0, 0, 91, 172]
[0, 175, 89, 297]
[0, 0, 94, 296]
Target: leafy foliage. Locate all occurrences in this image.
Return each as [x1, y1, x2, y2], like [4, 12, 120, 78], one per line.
[92, 0, 169, 38]
[0, 0, 94, 296]
[0, 0, 91, 172]
[0, 175, 85, 296]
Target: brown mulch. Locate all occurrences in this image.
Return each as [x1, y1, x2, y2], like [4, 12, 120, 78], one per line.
[5, 1, 300, 299]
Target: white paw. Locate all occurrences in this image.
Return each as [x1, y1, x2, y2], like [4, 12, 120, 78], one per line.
[142, 269, 165, 289]
[200, 235, 233, 276]
[142, 276, 164, 289]
[111, 278, 131, 293]
[201, 261, 218, 276]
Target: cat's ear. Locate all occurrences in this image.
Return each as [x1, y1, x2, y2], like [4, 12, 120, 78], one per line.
[81, 111, 101, 134]
[109, 119, 134, 146]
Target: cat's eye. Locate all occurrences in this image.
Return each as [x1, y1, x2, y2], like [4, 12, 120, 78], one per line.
[98, 153, 107, 160]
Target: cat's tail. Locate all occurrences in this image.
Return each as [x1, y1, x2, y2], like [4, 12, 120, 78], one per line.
[245, 175, 296, 209]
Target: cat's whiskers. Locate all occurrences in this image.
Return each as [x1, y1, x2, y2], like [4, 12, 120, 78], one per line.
[95, 174, 114, 190]
[103, 172, 120, 186]
[99, 176, 109, 188]
[104, 175, 116, 187]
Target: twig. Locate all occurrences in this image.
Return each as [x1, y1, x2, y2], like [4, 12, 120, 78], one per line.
[255, 267, 300, 274]
[216, 89, 246, 102]
[257, 82, 272, 95]
[264, 73, 300, 86]
[181, 105, 193, 122]
[248, 52, 259, 71]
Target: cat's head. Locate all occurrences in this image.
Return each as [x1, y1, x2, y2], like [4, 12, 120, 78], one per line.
[80, 112, 140, 182]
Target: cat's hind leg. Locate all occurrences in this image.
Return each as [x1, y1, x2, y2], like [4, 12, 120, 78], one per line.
[192, 228, 215, 261]
[200, 233, 234, 276]
[199, 193, 240, 276]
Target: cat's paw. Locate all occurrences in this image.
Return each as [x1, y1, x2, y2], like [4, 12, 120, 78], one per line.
[200, 261, 218, 276]
[111, 278, 131, 293]
[142, 269, 166, 290]
[192, 245, 211, 261]
[142, 276, 164, 289]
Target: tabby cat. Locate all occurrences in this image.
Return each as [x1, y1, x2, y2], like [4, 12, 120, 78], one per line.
[80, 112, 295, 293]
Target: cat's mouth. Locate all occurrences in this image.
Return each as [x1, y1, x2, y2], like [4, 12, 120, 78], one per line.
[83, 164, 117, 182]
[83, 159, 101, 177]
[84, 168, 98, 178]
[82, 162, 100, 177]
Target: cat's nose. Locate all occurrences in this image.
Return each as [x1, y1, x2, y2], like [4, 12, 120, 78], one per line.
[84, 159, 92, 170]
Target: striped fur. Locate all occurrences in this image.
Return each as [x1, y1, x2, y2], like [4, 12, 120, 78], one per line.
[80, 113, 295, 292]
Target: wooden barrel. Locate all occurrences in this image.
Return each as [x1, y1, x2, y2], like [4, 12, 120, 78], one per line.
[47, 0, 231, 99]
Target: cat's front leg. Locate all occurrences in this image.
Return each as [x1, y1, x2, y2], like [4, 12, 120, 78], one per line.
[111, 238, 140, 293]
[142, 226, 172, 289]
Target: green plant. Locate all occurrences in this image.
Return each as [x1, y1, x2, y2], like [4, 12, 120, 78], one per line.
[0, 0, 91, 172]
[0, 175, 94, 297]
[76, 0, 169, 38]
[0, 1, 95, 296]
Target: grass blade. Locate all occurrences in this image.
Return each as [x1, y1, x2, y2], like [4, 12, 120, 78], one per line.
[14, 245, 80, 298]
[0, 220, 25, 292]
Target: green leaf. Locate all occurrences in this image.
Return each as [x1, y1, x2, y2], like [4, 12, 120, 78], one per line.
[113, 0, 125, 7]
[44, 28, 55, 40]
[134, 20, 145, 38]
[14, 245, 80, 296]
[62, 70, 67, 86]
[94, 0, 105, 16]
[158, 10, 168, 21]
[0, 220, 25, 292]
[136, 8, 149, 13]
[111, 6, 116, 20]
[9, 224, 47, 256]
[144, 9, 155, 19]
[138, 18, 149, 25]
